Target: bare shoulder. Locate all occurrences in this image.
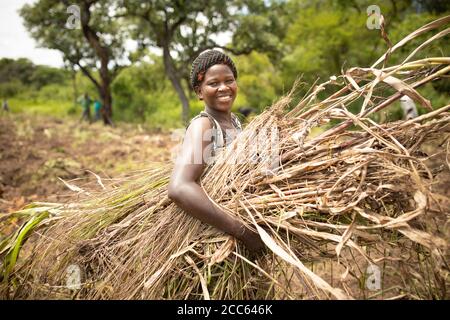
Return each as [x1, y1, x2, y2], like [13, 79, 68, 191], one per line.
[186, 116, 213, 136]
[178, 116, 214, 166]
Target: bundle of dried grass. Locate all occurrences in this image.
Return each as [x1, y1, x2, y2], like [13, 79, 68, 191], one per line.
[1, 16, 449, 300]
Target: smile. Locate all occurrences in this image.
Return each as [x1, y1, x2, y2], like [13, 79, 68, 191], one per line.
[217, 95, 233, 101]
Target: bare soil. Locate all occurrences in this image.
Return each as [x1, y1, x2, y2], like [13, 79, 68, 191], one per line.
[0, 114, 176, 235]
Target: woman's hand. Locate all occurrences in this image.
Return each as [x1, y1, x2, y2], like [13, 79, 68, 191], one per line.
[233, 222, 266, 254]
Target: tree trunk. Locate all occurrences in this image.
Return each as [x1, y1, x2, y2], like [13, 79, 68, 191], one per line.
[80, 1, 114, 126]
[71, 68, 78, 109]
[162, 45, 190, 124]
[100, 84, 114, 126]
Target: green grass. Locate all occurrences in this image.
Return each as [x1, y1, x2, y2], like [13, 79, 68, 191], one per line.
[1, 210, 50, 283]
[8, 97, 74, 118]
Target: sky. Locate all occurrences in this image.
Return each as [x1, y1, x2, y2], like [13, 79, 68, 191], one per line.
[0, 0, 64, 67]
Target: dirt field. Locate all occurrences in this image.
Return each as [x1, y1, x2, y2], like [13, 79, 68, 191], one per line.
[0, 114, 177, 233]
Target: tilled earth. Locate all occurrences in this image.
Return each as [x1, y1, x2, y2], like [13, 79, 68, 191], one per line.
[0, 114, 177, 235]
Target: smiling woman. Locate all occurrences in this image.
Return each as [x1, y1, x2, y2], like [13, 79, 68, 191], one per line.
[167, 49, 264, 253]
[196, 64, 237, 112]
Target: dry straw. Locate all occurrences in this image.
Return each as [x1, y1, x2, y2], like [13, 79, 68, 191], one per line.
[1, 16, 449, 300]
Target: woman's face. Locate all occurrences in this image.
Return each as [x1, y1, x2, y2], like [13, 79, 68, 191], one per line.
[196, 64, 238, 112]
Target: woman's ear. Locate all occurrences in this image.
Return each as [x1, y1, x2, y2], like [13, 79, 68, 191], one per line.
[195, 87, 203, 100]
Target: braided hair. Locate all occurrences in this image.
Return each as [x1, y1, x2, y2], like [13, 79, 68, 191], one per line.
[190, 49, 238, 91]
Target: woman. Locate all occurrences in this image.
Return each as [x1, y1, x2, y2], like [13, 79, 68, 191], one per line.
[168, 49, 264, 253]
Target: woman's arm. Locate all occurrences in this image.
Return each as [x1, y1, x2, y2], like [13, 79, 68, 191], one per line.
[168, 117, 264, 252]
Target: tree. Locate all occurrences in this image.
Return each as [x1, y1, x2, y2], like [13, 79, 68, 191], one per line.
[0, 58, 35, 85]
[234, 51, 282, 111]
[0, 58, 68, 97]
[30, 66, 68, 89]
[20, 0, 126, 125]
[112, 55, 173, 122]
[121, 0, 287, 123]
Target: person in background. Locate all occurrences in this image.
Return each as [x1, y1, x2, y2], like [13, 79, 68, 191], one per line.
[93, 99, 102, 122]
[79, 93, 92, 123]
[2, 99, 10, 112]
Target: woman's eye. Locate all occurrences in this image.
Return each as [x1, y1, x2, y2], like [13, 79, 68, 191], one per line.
[208, 82, 218, 86]
[225, 79, 234, 84]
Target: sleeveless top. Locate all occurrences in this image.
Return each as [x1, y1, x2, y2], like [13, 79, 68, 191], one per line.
[188, 111, 243, 158]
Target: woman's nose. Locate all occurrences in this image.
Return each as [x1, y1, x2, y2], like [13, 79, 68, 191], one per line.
[218, 83, 228, 91]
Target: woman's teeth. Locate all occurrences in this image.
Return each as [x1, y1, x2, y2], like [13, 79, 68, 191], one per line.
[217, 95, 232, 100]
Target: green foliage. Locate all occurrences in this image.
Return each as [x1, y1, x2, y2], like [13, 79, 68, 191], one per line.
[388, 13, 450, 64]
[234, 52, 282, 111]
[0, 80, 25, 99]
[277, 0, 449, 118]
[30, 66, 68, 89]
[20, 0, 125, 70]
[231, 2, 287, 61]
[6, 0, 450, 127]
[112, 57, 174, 123]
[122, 0, 291, 122]
[281, 2, 382, 90]
[9, 98, 72, 118]
[0, 58, 35, 85]
[1, 209, 50, 284]
[0, 58, 69, 98]
[20, 0, 128, 123]
[111, 56, 206, 128]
